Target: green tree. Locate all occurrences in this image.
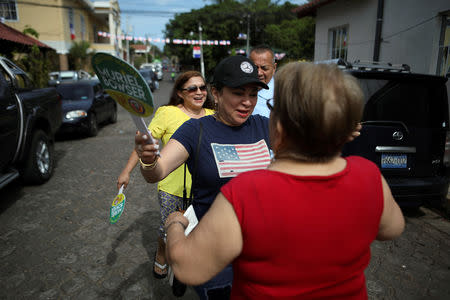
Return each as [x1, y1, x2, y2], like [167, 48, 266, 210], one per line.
[68, 40, 93, 70]
[17, 25, 58, 88]
[129, 41, 164, 69]
[164, 1, 249, 77]
[163, 0, 312, 77]
[23, 25, 39, 38]
[265, 16, 315, 61]
[133, 54, 153, 69]
[17, 45, 49, 88]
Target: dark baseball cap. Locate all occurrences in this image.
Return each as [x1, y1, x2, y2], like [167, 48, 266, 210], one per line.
[211, 55, 269, 90]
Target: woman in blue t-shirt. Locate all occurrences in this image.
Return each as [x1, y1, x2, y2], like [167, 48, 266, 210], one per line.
[135, 55, 270, 299]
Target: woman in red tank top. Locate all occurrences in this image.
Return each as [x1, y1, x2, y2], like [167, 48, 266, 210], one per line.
[163, 62, 405, 299]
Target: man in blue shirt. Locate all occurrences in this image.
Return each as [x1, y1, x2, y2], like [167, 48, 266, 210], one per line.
[250, 45, 277, 118]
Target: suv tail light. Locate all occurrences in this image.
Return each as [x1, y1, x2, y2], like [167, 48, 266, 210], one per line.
[444, 131, 450, 167]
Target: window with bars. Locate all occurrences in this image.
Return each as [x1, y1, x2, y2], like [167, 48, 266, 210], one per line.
[0, 0, 18, 21]
[329, 26, 348, 60]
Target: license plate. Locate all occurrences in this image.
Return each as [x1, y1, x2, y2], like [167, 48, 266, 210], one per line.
[381, 154, 407, 169]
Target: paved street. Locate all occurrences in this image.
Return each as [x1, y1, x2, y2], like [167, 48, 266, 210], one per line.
[1, 76, 450, 299]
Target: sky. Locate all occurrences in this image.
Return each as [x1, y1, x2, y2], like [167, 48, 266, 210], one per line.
[111, 0, 307, 48]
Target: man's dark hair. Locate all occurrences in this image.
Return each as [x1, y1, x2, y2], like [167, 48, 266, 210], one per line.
[250, 44, 275, 63]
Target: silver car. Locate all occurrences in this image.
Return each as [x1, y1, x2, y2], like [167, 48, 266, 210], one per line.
[48, 70, 91, 86]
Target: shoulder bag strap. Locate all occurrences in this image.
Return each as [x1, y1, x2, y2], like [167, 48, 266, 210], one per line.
[182, 163, 187, 207]
[182, 122, 203, 210]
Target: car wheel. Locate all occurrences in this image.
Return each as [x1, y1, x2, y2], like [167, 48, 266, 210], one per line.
[21, 130, 54, 184]
[87, 113, 98, 137]
[109, 107, 117, 124]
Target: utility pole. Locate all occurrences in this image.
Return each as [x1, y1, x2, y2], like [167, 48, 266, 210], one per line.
[113, 8, 119, 57]
[125, 17, 131, 63]
[145, 34, 149, 64]
[199, 22, 205, 78]
[246, 13, 250, 57]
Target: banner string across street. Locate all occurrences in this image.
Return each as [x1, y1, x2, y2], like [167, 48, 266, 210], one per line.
[96, 31, 287, 59]
[97, 31, 231, 46]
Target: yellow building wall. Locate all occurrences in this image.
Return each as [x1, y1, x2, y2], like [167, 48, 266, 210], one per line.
[5, 0, 109, 48]
[6, 0, 69, 43]
[4, 0, 114, 70]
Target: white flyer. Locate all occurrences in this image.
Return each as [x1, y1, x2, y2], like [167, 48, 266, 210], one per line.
[131, 114, 153, 143]
[168, 205, 198, 286]
[183, 205, 198, 236]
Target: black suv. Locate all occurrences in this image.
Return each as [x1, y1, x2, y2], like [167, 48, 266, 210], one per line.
[0, 56, 62, 189]
[337, 60, 450, 208]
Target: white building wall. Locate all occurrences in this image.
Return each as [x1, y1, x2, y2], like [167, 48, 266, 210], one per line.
[94, 0, 123, 56]
[43, 40, 72, 55]
[314, 0, 378, 62]
[381, 0, 449, 74]
[313, 0, 450, 74]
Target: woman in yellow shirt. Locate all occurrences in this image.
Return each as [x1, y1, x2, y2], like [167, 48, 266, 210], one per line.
[117, 71, 214, 278]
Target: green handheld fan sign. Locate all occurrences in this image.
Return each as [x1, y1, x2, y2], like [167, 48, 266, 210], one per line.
[92, 53, 154, 117]
[110, 185, 126, 224]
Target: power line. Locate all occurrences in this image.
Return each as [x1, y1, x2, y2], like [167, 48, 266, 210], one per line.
[382, 15, 438, 40]
[120, 9, 181, 17]
[16, 1, 185, 16]
[315, 15, 439, 47]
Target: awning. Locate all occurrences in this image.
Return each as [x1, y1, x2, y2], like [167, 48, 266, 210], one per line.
[0, 22, 53, 49]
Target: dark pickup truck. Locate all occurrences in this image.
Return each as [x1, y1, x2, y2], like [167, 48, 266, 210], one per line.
[0, 56, 62, 189]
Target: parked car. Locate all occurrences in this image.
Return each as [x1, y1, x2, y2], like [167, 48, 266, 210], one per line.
[56, 80, 117, 137]
[140, 63, 163, 81]
[48, 70, 91, 86]
[0, 56, 62, 189]
[154, 64, 163, 81]
[139, 69, 158, 92]
[335, 59, 450, 208]
[140, 63, 153, 70]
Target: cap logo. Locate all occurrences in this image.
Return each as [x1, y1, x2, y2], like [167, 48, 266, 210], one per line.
[240, 61, 253, 74]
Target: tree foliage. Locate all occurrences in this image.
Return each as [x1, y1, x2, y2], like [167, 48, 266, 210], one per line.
[13, 25, 58, 88]
[23, 25, 39, 38]
[164, 0, 314, 77]
[15, 45, 54, 88]
[128, 41, 164, 69]
[133, 53, 157, 69]
[265, 16, 315, 61]
[68, 40, 94, 70]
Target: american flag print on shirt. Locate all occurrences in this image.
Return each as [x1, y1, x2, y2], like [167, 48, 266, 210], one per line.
[211, 139, 271, 178]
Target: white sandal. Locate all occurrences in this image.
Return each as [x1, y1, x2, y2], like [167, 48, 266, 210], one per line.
[153, 253, 168, 279]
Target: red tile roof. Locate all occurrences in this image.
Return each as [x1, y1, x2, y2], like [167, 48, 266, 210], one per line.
[131, 44, 147, 51]
[292, 0, 337, 18]
[0, 22, 53, 49]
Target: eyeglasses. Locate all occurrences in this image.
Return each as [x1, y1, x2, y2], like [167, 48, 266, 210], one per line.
[266, 98, 274, 111]
[181, 85, 207, 93]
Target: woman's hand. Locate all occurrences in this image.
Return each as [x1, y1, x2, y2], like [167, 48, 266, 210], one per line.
[117, 171, 130, 189]
[348, 123, 362, 142]
[165, 211, 189, 230]
[164, 211, 190, 271]
[135, 131, 160, 164]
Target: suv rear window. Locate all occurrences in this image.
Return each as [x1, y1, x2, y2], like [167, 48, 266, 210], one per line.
[57, 84, 92, 100]
[358, 78, 448, 129]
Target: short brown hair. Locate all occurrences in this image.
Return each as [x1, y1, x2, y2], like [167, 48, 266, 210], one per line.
[271, 62, 363, 162]
[167, 71, 214, 109]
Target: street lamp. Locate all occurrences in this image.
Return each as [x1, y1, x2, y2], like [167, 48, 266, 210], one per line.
[198, 22, 205, 78]
[246, 14, 250, 58]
